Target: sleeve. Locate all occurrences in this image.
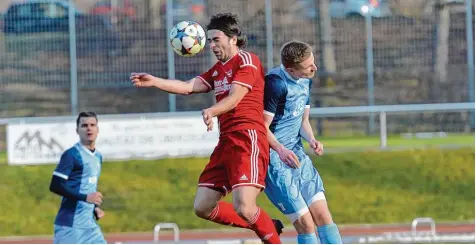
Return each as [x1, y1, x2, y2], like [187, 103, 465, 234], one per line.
[53, 150, 74, 180]
[50, 150, 87, 201]
[264, 74, 287, 116]
[196, 68, 214, 91]
[231, 52, 260, 90]
[49, 176, 87, 201]
[306, 79, 312, 108]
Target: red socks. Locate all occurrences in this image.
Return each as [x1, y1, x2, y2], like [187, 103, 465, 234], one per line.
[207, 202, 281, 244]
[207, 201, 250, 229]
[247, 208, 282, 244]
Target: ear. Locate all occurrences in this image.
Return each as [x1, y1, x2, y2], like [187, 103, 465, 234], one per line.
[76, 127, 79, 135]
[285, 67, 294, 75]
[230, 35, 237, 45]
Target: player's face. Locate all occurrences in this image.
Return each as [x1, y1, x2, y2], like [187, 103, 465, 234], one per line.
[289, 53, 318, 79]
[207, 29, 237, 62]
[76, 117, 98, 143]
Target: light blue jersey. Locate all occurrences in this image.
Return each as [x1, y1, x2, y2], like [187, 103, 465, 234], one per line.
[52, 142, 106, 244]
[264, 65, 311, 152]
[263, 65, 325, 223]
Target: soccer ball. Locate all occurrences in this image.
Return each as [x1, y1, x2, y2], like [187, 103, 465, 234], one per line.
[169, 21, 206, 57]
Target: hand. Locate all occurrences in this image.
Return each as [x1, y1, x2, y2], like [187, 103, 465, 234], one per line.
[277, 146, 300, 168]
[94, 207, 105, 220]
[130, 73, 157, 88]
[202, 108, 214, 131]
[309, 139, 324, 156]
[86, 192, 103, 206]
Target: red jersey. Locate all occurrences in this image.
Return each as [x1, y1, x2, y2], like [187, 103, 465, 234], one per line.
[196, 50, 266, 134]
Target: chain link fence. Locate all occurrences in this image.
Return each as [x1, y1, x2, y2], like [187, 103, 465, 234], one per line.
[0, 0, 473, 138]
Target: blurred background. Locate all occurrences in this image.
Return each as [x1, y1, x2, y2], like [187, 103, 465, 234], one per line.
[0, 0, 474, 244]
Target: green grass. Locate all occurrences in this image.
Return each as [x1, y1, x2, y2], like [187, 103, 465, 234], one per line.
[0, 147, 474, 236]
[317, 133, 474, 149]
[0, 152, 5, 165]
[0, 134, 473, 165]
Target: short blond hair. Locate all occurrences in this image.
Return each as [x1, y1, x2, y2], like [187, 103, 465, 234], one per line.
[280, 40, 313, 68]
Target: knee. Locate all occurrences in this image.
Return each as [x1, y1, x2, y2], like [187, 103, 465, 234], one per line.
[233, 201, 257, 221]
[193, 199, 215, 219]
[294, 214, 316, 234]
[311, 209, 333, 226]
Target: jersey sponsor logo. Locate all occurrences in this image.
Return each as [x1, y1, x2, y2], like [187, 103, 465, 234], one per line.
[88, 176, 98, 184]
[292, 98, 306, 117]
[214, 76, 232, 95]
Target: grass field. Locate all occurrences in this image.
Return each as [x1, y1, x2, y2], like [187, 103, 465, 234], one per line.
[312, 133, 474, 149]
[0, 147, 473, 236]
[0, 133, 473, 165]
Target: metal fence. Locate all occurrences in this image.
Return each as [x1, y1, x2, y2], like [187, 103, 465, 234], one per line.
[0, 0, 474, 122]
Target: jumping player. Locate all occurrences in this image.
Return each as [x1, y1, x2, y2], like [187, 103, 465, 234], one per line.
[130, 13, 282, 244]
[49, 111, 106, 244]
[263, 41, 343, 244]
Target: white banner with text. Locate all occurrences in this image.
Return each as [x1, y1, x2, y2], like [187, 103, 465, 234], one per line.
[7, 116, 219, 165]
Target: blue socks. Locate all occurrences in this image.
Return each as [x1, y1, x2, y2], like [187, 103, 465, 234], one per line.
[297, 233, 319, 244]
[317, 223, 342, 244]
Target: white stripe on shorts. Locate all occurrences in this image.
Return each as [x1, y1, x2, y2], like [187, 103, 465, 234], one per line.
[247, 129, 259, 184]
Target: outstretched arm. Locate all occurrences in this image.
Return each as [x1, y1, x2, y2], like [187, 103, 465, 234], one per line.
[130, 73, 211, 95]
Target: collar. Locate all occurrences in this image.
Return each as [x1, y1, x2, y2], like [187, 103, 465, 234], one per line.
[220, 50, 241, 65]
[76, 142, 96, 157]
[280, 64, 299, 83]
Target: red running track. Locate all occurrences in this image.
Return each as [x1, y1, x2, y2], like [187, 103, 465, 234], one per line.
[0, 222, 473, 244]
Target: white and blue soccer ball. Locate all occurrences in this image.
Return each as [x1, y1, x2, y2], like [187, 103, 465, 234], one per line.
[169, 21, 206, 57]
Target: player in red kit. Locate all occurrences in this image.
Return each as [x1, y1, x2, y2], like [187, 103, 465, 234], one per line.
[130, 13, 283, 244]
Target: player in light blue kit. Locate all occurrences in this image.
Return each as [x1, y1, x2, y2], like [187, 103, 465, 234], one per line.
[49, 111, 106, 244]
[263, 41, 342, 244]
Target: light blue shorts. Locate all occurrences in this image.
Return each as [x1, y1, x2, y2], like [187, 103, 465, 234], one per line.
[54, 225, 106, 244]
[264, 149, 325, 223]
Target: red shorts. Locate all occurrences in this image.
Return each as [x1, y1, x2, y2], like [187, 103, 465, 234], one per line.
[198, 129, 270, 194]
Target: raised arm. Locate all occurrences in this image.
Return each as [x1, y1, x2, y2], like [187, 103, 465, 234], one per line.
[130, 73, 211, 95]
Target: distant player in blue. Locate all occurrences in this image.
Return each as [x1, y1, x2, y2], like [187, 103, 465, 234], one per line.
[263, 41, 342, 244]
[49, 111, 106, 244]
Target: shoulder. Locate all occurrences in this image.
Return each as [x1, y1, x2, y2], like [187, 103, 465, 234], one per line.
[60, 146, 79, 163]
[205, 61, 221, 73]
[62, 146, 79, 158]
[237, 50, 260, 69]
[265, 70, 287, 95]
[265, 68, 287, 87]
[96, 151, 103, 162]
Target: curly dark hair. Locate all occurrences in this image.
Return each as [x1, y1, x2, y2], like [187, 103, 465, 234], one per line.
[207, 13, 247, 48]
